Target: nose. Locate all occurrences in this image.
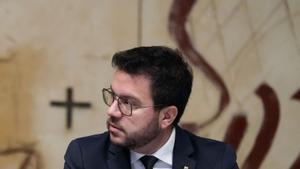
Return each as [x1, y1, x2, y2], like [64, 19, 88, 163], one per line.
[106, 99, 122, 118]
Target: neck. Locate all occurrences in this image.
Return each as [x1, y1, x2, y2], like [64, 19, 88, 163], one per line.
[133, 126, 173, 154]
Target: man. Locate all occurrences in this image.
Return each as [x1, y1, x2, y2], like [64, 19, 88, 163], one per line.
[64, 46, 239, 169]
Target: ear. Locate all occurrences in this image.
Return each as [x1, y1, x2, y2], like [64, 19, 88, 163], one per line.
[159, 106, 178, 129]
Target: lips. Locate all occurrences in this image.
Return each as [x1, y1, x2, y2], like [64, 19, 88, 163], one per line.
[107, 122, 123, 133]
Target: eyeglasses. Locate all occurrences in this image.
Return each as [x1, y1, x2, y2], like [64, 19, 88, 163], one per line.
[102, 88, 163, 116]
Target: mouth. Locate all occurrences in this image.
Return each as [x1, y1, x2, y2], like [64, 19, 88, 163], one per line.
[107, 122, 123, 133]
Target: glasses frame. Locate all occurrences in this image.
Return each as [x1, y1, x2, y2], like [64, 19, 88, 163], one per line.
[102, 88, 164, 116]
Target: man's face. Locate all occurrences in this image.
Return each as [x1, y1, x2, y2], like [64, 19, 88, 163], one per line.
[106, 70, 161, 149]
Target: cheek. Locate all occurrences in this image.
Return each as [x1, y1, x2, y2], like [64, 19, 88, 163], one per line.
[124, 114, 154, 132]
[126, 116, 144, 130]
[119, 117, 139, 133]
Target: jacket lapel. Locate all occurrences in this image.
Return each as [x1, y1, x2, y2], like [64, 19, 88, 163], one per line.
[107, 143, 131, 169]
[172, 126, 196, 169]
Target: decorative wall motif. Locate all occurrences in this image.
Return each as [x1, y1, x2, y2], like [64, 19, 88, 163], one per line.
[168, 0, 300, 168]
[169, 0, 230, 128]
[0, 145, 40, 169]
[0, 0, 299, 169]
[50, 87, 92, 129]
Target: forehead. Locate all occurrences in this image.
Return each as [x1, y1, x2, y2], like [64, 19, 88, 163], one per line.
[111, 70, 153, 103]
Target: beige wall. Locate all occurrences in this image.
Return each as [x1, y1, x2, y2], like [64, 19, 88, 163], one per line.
[0, 0, 299, 169]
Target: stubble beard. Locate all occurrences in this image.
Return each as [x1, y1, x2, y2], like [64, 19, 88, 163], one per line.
[108, 116, 161, 150]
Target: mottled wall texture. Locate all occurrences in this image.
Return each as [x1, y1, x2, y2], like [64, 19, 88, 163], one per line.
[0, 0, 299, 169]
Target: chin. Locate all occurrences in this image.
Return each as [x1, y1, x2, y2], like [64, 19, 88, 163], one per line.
[109, 134, 137, 149]
[109, 133, 126, 145]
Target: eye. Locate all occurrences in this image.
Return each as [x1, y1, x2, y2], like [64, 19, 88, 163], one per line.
[119, 98, 132, 106]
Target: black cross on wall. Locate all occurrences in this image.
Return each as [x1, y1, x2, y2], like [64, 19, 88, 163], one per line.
[50, 87, 92, 129]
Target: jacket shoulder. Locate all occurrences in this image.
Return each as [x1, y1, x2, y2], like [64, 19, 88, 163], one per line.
[64, 132, 110, 169]
[188, 130, 229, 150]
[176, 127, 238, 169]
[74, 132, 109, 146]
[178, 127, 231, 151]
[70, 132, 110, 157]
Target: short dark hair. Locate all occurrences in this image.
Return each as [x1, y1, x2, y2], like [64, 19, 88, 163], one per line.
[111, 46, 193, 124]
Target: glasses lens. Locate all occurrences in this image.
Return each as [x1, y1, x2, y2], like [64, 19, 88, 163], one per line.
[102, 88, 133, 116]
[118, 99, 132, 116]
[102, 89, 114, 106]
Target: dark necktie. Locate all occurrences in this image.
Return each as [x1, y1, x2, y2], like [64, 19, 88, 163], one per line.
[140, 155, 158, 169]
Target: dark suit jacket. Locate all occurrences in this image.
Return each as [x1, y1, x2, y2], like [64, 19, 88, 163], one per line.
[64, 126, 239, 169]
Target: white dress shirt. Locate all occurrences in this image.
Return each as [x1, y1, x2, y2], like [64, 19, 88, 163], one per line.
[130, 128, 176, 169]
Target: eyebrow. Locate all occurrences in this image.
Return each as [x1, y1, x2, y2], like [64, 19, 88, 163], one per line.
[110, 86, 143, 105]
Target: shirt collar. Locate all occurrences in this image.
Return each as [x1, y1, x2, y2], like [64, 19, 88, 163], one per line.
[130, 128, 176, 165]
